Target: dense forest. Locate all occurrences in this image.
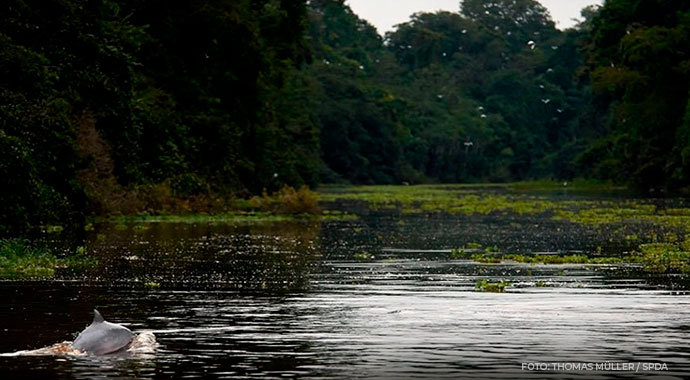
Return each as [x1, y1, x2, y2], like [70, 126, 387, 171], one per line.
[1, 0, 690, 233]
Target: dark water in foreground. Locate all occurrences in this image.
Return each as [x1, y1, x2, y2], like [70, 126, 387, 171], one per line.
[1, 205, 689, 379]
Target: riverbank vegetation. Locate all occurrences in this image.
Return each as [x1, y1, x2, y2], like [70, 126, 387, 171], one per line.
[113, 210, 355, 225]
[107, 185, 355, 223]
[0, 239, 96, 277]
[3, 0, 690, 235]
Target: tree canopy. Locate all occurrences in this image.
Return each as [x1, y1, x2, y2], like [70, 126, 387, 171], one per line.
[582, 0, 690, 190]
[2, 0, 690, 233]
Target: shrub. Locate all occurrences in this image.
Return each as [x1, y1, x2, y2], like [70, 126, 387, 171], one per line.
[276, 185, 320, 214]
[249, 186, 321, 215]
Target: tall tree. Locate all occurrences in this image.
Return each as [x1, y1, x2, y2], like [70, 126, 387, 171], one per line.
[584, 0, 690, 190]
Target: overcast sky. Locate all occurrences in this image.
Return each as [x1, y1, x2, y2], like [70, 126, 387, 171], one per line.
[346, 0, 603, 34]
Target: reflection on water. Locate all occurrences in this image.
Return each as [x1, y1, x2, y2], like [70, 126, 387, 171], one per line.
[1, 208, 689, 379]
[77, 221, 323, 291]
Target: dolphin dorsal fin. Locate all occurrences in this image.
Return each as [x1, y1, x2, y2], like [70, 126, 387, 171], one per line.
[93, 309, 105, 323]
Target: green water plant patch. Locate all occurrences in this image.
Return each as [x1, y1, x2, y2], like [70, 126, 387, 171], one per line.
[320, 184, 690, 231]
[0, 239, 97, 278]
[457, 242, 690, 277]
[631, 242, 690, 274]
[475, 279, 511, 292]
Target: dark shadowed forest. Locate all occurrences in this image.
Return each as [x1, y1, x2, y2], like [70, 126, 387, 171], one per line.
[2, 0, 690, 233]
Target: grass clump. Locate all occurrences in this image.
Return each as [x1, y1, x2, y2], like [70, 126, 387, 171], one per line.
[0, 239, 96, 278]
[144, 281, 161, 288]
[450, 249, 467, 260]
[475, 279, 511, 293]
[450, 243, 484, 259]
[471, 253, 502, 263]
[0, 239, 57, 277]
[353, 251, 375, 261]
[632, 242, 690, 274]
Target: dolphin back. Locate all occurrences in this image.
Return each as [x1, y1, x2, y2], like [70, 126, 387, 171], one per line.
[72, 310, 135, 355]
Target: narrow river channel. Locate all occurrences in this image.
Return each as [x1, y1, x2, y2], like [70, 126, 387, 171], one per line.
[1, 191, 689, 379]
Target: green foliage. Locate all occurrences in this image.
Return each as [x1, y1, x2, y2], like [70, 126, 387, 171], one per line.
[305, 0, 408, 184]
[5, 0, 690, 235]
[475, 279, 511, 293]
[502, 254, 624, 265]
[305, 0, 589, 184]
[144, 281, 160, 288]
[0, 0, 147, 233]
[116, 0, 319, 192]
[320, 184, 563, 215]
[450, 242, 483, 259]
[353, 251, 375, 261]
[0, 239, 96, 277]
[0, 8, 84, 233]
[632, 242, 690, 274]
[0, 0, 323, 234]
[461, 250, 626, 265]
[452, 234, 690, 275]
[584, 0, 690, 191]
[471, 253, 502, 263]
[0, 239, 56, 277]
[321, 183, 690, 231]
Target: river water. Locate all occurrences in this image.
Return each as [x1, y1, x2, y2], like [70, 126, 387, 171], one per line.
[1, 197, 689, 379]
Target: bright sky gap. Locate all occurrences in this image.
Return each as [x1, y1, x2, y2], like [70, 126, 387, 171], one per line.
[346, 0, 603, 33]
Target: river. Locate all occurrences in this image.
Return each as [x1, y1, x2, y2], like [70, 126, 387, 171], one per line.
[1, 188, 689, 379]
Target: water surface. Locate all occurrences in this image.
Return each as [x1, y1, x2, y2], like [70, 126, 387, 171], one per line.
[1, 193, 689, 379]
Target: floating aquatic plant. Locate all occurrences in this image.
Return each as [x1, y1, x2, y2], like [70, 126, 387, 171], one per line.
[632, 242, 690, 274]
[319, 183, 690, 230]
[144, 281, 161, 288]
[475, 279, 511, 293]
[353, 251, 375, 261]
